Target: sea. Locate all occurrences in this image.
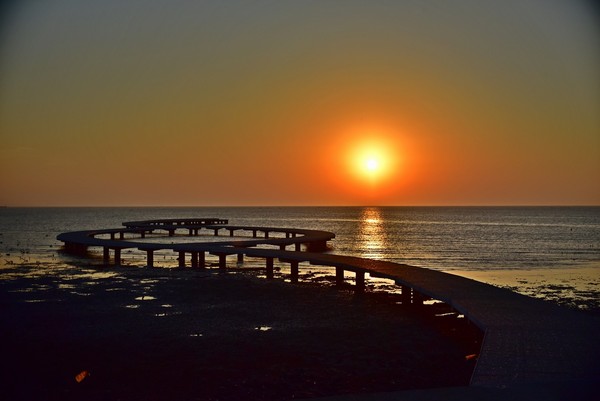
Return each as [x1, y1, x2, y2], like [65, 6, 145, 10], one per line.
[1, 206, 599, 311]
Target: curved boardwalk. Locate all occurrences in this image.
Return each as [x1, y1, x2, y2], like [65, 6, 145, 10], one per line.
[57, 218, 600, 393]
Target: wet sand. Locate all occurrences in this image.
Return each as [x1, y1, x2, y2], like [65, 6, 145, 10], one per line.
[447, 264, 600, 313]
[0, 265, 479, 401]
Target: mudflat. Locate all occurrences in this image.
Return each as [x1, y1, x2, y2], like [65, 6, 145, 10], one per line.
[0, 266, 478, 401]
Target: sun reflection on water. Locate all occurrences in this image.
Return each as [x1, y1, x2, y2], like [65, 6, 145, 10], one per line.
[359, 208, 388, 260]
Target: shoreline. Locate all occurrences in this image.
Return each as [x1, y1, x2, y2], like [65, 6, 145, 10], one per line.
[1, 264, 479, 401]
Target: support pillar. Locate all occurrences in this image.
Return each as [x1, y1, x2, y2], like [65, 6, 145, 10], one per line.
[146, 250, 154, 268]
[355, 271, 365, 293]
[266, 257, 274, 279]
[168, 230, 175, 237]
[401, 285, 411, 305]
[252, 230, 257, 238]
[214, 229, 219, 236]
[336, 266, 344, 286]
[114, 248, 121, 266]
[178, 251, 186, 268]
[237, 253, 244, 264]
[290, 261, 299, 283]
[188, 229, 193, 236]
[295, 243, 301, 251]
[110, 232, 115, 240]
[103, 247, 110, 266]
[141, 231, 146, 239]
[218, 254, 226, 270]
[413, 291, 424, 307]
[191, 252, 198, 268]
[119, 232, 124, 240]
[198, 251, 205, 269]
[264, 231, 269, 239]
[230, 230, 234, 237]
[279, 244, 286, 250]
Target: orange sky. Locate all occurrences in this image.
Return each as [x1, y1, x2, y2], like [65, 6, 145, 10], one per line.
[1, 1, 599, 206]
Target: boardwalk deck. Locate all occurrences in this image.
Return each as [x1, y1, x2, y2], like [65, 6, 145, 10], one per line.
[57, 219, 600, 392]
[216, 248, 600, 387]
[306, 255, 600, 387]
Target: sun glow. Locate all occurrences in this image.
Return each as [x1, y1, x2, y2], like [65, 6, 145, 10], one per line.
[322, 124, 406, 201]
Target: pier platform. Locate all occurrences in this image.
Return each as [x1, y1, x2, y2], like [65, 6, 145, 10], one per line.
[57, 218, 600, 397]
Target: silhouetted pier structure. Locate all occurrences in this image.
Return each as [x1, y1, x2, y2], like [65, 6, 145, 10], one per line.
[57, 218, 599, 394]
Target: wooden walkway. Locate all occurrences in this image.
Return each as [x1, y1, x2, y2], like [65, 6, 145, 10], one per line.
[57, 218, 600, 390]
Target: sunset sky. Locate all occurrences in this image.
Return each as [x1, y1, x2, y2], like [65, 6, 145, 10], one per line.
[1, 0, 598, 206]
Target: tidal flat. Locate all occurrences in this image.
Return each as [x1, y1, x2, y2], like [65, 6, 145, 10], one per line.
[0, 265, 479, 401]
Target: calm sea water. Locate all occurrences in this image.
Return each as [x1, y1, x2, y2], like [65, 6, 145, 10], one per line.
[1, 206, 599, 269]
[1, 207, 599, 309]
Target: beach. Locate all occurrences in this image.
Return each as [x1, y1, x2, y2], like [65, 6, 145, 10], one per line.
[0, 264, 479, 401]
[445, 264, 600, 313]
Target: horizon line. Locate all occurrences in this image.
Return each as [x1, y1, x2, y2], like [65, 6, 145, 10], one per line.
[3, 204, 599, 208]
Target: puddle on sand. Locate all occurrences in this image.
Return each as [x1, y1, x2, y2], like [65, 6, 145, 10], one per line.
[255, 326, 272, 331]
[134, 295, 156, 301]
[63, 272, 121, 280]
[154, 311, 182, 317]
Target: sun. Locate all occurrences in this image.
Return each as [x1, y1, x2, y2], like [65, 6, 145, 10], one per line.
[350, 141, 393, 182]
[328, 126, 403, 193]
[365, 158, 379, 172]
